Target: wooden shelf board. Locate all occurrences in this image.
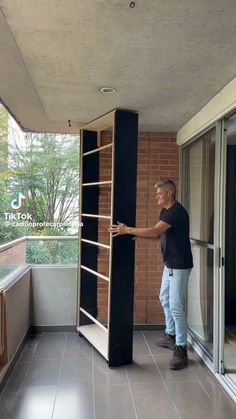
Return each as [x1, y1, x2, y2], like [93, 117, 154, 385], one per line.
[78, 324, 108, 359]
[82, 181, 112, 186]
[81, 265, 110, 281]
[81, 238, 110, 249]
[81, 111, 115, 131]
[82, 213, 111, 219]
[83, 143, 113, 156]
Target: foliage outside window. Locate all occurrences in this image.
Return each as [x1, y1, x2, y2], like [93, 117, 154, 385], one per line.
[0, 105, 80, 263]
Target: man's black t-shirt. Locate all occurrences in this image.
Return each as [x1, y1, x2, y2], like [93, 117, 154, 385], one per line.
[159, 201, 193, 269]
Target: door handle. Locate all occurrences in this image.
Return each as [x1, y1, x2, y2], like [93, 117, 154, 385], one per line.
[216, 247, 224, 268]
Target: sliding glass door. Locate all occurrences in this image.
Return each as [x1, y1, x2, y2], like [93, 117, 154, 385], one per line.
[182, 128, 216, 356]
[182, 114, 236, 395]
[223, 112, 236, 377]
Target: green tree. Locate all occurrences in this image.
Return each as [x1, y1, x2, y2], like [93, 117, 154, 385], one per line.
[8, 131, 80, 231]
[26, 239, 78, 264]
[0, 106, 12, 243]
[0, 106, 80, 249]
[0, 106, 8, 172]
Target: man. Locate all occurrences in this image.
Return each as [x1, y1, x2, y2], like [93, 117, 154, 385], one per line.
[109, 179, 193, 370]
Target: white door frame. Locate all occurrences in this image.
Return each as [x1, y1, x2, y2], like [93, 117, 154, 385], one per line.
[213, 120, 226, 373]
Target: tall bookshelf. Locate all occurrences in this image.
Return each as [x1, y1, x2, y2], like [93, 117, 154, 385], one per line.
[77, 109, 138, 367]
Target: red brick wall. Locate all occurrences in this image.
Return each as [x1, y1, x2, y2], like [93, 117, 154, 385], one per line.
[0, 242, 26, 266]
[97, 131, 179, 325]
[97, 131, 112, 324]
[135, 132, 179, 324]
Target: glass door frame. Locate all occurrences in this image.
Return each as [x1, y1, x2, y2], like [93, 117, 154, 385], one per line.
[213, 120, 226, 374]
[216, 114, 236, 402]
[180, 120, 224, 373]
[217, 113, 236, 379]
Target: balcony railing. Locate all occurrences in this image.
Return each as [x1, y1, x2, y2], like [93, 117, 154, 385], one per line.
[0, 236, 78, 283]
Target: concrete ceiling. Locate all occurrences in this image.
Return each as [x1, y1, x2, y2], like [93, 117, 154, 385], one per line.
[0, 0, 236, 134]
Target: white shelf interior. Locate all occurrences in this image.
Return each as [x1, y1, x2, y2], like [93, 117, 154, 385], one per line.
[81, 110, 114, 131]
[78, 324, 108, 360]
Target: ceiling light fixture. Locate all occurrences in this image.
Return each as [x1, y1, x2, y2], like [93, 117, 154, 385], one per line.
[100, 87, 116, 94]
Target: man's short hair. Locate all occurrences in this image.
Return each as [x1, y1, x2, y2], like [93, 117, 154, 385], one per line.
[154, 179, 176, 199]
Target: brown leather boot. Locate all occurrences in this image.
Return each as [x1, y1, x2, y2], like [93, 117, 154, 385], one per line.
[169, 345, 188, 370]
[156, 333, 176, 350]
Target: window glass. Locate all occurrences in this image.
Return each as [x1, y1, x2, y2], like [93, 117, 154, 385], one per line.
[184, 130, 215, 243]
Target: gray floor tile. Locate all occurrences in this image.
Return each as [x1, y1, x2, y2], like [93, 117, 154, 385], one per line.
[67, 331, 79, 339]
[0, 386, 57, 419]
[126, 354, 161, 384]
[27, 334, 41, 342]
[187, 347, 202, 361]
[94, 384, 136, 419]
[52, 385, 94, 419]
[2, 362, 30, 392]
[32, 338, 65, 360]
[1, 331, 235, 419]
[59, 358, 93, 386]
[17, 338, 39, 363]
[142, 330, 175, 355]
[93, 350, 128, 386]
[63, 336, 92, 360]
[200, 379, 236, 418]
[189, 358, 217, 382]
[133, 331, 150, 355]
[40, 332, 67, 339]
[166, 381, 223, 418]
[23, 359, 61, 387]
[0, 391, 20, 419]
[130, 382, 179, 419]
[154, 354, 199, 383]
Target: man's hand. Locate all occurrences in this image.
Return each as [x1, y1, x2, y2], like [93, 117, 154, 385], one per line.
[108, 221, 129, 237]
[108, 220, 170, 240]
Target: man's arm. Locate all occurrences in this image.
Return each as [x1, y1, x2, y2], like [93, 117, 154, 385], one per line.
[109, 220, 171, 238]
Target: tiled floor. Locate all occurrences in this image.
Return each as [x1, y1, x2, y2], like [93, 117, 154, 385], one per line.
[0, 331, 236, 419]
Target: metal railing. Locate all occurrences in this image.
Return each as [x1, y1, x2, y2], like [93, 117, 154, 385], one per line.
[0, 236, 79, 268]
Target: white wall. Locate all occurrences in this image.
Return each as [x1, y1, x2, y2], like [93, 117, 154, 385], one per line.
[31, 266, 77, 326]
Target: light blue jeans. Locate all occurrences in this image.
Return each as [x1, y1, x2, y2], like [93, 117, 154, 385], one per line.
[159, 266, 191, 347]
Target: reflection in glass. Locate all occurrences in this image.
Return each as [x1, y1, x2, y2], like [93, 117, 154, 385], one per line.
[183, 128, 215, 357]
[188, 244, 213, 354]
[184, 131, 215, 243]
